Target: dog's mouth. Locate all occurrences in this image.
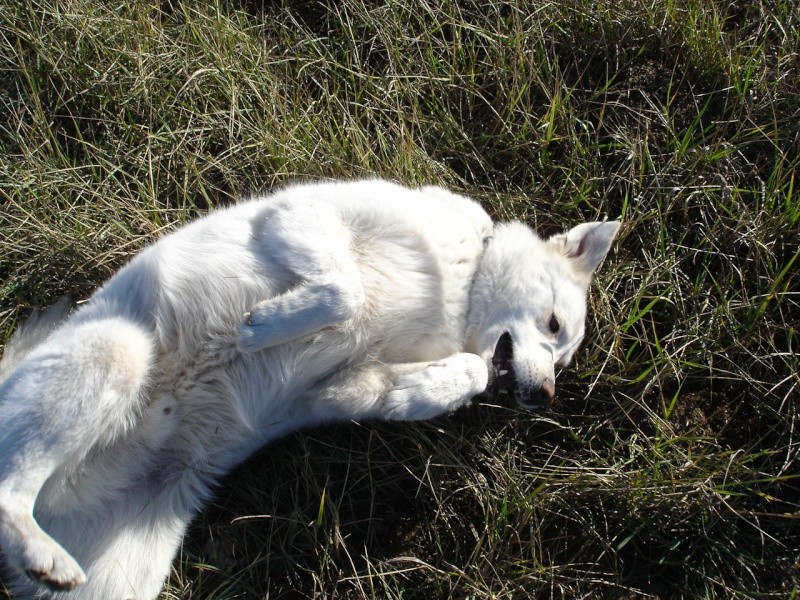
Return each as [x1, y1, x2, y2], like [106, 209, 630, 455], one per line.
[489, 332, 516, 396]
[487, 332, 554, 409]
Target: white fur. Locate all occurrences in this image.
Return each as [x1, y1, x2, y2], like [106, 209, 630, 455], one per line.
[0, 179, 619, 598]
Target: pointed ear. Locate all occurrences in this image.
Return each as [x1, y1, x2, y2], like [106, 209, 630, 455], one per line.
[548, 221, 621, 279]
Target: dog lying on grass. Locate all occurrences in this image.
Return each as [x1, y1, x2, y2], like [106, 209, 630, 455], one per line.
[0, 179, 619, 598]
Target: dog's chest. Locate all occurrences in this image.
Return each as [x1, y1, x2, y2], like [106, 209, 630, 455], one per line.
[348, 213, 488, 363]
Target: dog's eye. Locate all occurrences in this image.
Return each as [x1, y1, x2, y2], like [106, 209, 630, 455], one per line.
[548, 315, 560, 334]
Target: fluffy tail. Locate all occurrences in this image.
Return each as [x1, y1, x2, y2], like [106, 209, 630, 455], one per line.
[0, 296, 74, 383]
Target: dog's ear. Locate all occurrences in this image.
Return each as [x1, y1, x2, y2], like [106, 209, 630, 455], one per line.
[548, 221, 621, 280]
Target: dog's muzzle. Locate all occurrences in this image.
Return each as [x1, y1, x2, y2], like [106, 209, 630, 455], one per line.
[488, 332, 555, 409]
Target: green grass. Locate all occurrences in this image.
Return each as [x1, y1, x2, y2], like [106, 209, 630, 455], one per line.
[1, 0, 798, 597]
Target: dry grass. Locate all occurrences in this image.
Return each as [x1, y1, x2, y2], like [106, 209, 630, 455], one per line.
[1, 0, 799, 598]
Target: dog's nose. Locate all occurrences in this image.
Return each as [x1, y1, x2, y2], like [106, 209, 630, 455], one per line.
[515, 381, 556, 409]
[531, 381, 555, 406]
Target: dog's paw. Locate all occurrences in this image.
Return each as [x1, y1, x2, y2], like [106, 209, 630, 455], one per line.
[22, 535, 86, 592]
[382, 353, 488, 421]
[1, 514, 86, 592]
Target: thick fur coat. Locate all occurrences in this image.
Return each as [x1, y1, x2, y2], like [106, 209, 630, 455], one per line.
[0, 180, 619, 598]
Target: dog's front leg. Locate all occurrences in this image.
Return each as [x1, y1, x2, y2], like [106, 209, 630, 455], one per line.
[237, 199, 365, 353]
[378, 353, 488, 421]
[238, 279, 364, 353]
[302, 354, 488, 425]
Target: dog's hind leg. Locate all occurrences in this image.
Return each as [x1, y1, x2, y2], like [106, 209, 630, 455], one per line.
[0, 316, 153, 592]
[238, 199, 365, 353]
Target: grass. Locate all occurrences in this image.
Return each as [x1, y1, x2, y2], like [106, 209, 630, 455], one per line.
[1, 0, 798, 597]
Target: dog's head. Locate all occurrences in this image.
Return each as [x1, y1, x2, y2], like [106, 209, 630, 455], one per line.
[466, 220, 620, 409]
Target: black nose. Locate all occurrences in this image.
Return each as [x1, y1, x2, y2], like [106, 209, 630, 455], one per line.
[516, 381, 555, 409]
[532, 381, 556, 406]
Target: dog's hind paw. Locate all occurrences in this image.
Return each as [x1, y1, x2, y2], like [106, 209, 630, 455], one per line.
[21, 542, 87, 592]
[25, 565, 86, 593]
[1, 513, 87, 592]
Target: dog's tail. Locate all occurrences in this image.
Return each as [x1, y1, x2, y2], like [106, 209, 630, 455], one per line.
[0, 295, 74, 383]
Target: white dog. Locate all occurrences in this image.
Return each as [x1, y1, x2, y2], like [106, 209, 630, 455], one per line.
[0, 179, 619, 598]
